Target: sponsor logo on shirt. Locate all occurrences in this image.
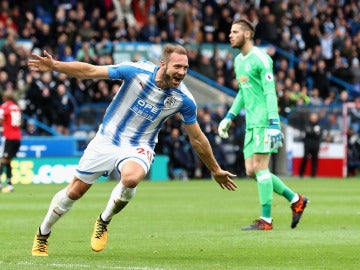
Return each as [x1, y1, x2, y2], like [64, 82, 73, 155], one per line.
[239, 76, 249, 83]
[130, 97, 161, 122]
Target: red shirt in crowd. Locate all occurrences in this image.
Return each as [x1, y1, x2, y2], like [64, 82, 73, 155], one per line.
[0, 100, 22, 140]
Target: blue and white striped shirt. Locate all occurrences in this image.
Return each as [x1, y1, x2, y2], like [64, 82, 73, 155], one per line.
[99, 60, 197, 149]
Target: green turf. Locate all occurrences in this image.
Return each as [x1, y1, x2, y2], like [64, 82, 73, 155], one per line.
[0, 177, 359, 270]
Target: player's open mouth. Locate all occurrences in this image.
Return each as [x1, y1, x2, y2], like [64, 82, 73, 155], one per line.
[173, 77, 182, 84]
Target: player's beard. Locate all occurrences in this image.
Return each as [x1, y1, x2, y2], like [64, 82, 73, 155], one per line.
[162, 68, 183, 89]
[232, 34, 246, 50]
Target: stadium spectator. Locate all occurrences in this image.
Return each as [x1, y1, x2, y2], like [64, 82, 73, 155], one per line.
[278, 88, 297, 118]
[254, 5, 275, 44]
[347, 127, 360, 177]
[3, 52, 20, 88]
[29, 44, 237, 256]
[320, 28, 334, 71]
[299, 112, 322, 178]
[154, 0, 171, 32]
[112, 0, 136, 27]
[309, 88, 323, 106]
[0, 70, 9, 91]
[163, 127, 195, 180]
[22, 118, 40, 137]
[0, 90, 21, 192]
[92, 79, 112, 103]
[54, 83, 76, 135]
[1, 32, 17, 58]
[24, 71, 57, 131]
[202, 4, 217, 38]
[349, 58, 360, 85]
[114, 19, 130, 41]
[132, 0, 153, 28]
[311, 59, 330, 100]
[305, 24, 321, 50]
[76, 41, 97, 63]
[322, 112, 343, 143]
[290, 26, 306, 57]
[139, 14, 161, 43]
[198, 54, 216, 81]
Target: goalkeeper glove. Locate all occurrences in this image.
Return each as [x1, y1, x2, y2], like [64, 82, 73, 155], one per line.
[218, 113, 234, 139]
[267, 118, 284, 149]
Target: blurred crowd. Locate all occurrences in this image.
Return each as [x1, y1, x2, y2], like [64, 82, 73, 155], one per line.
[0, 0, 359, 177]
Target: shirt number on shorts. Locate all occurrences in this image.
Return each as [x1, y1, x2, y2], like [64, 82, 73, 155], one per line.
[136, 147, 153, 163]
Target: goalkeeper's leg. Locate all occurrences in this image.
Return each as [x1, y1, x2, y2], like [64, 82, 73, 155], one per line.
[271, 174, 309, 228]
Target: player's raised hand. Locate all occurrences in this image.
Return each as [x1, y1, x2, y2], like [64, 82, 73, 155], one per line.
[28, 50, 54, 72]
[212, 169, 237, 191]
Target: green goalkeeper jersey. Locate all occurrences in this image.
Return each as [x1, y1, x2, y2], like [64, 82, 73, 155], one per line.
[228, 46, 280, 129]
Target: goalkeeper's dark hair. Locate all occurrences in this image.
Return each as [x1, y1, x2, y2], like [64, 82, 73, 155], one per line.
[161, 44, 187, 63]
[232, 18, 256, 39]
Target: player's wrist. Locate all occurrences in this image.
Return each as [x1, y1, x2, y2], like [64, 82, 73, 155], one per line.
[225, 112, 235, 121]
[269, 118, 280, 129]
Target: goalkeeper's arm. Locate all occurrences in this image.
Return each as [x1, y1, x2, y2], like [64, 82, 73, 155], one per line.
[264, 88, 284, 149]
[218, 91, 244, 139]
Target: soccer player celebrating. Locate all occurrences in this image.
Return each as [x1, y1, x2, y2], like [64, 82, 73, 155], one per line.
[28, 44, 237, 256]
[0, 90, 22, 193]
[218, 18, 308, 230]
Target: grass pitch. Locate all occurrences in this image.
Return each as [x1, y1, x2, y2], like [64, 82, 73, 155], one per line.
[0, 177, 359, 270]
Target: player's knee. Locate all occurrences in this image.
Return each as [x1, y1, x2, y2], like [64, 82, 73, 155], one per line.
[66, 184, 88, 200]
[246, 168, 255, 178]
[245, 164, 256, 178]
[121, 178, 140, 188]
[66, 189, 84, 200]
[120, 167, 144, 188]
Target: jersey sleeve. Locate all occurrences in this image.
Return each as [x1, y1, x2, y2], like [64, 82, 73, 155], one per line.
[108, 62, 137, 80]
[179, 96, 197, 124]
[260, 56, 279, 121]
[228, 89, 244, 118]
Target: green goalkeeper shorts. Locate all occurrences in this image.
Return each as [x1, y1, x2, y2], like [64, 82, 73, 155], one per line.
[243, 127, 278, 159]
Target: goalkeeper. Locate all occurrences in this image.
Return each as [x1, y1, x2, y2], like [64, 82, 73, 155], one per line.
[218, 18, 308, 230]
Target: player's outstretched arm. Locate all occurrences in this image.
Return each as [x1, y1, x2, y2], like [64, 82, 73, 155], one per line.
[185, 123, 237, 191]
[28, 50, 109, 79]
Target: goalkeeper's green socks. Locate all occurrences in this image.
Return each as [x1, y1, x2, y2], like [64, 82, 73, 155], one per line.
[271, 173, 298, 202]
[256, 169, 273, 222]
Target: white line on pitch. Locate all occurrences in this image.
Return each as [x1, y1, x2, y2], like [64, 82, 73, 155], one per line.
[1, 261, 174, 270]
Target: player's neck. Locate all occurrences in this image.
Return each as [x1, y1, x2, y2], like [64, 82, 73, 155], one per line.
[241, 42, 253, 56]
[155, 71, 170, 90]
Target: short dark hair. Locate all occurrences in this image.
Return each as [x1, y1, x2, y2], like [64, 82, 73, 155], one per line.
[232, 18, 256, 39]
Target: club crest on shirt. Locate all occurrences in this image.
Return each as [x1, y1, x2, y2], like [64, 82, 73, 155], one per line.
[239, 76, 249, 83]
[164, 96, 176, 108]
[265, 72, 274, 81]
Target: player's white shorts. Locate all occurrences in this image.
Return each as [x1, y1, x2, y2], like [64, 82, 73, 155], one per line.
[75, 132, 155, 184]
